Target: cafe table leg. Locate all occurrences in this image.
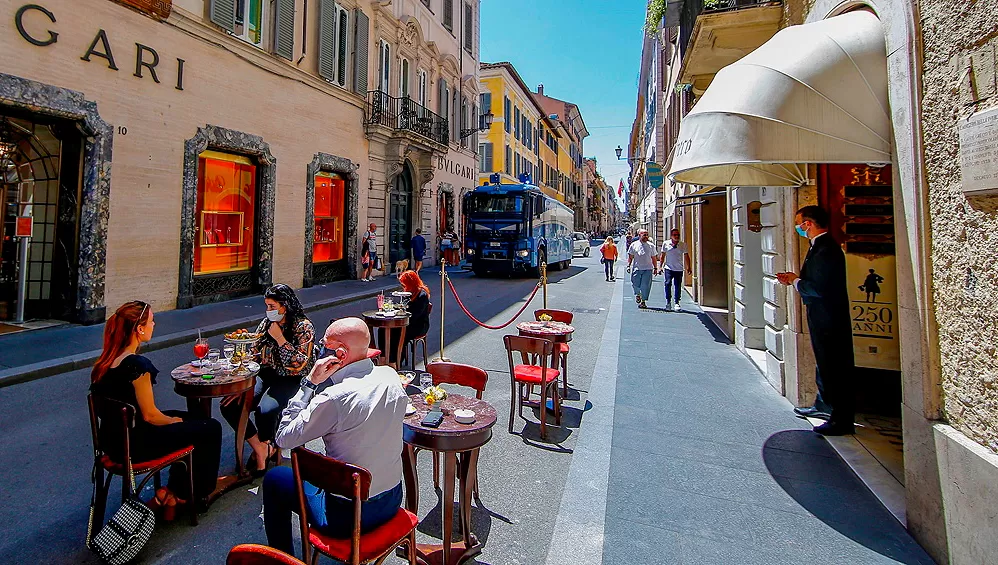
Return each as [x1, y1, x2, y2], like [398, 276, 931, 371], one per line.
[458, 449, 480, 548]
[186, 397, 212, 418]
[402, 444, 420, 515]
[441, 452, 458, 565]
[234, 386, 253, 477]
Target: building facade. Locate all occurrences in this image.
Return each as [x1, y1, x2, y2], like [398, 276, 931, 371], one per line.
[646, 0, 998, 562]
[0, 0, 478, 324]
[533, 88, 589, 229]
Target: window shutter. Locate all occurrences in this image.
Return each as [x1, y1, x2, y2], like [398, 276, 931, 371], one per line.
[318, 0, 336, 81]
[443, 0, 453, 30]
[210, 0, 236, 32]
[438, 79, 445, 116]
[337, 8, 348, 86]
[464, 3, 473, 51]
[352, 8, 370, 93]
[486, 143, 494, 172]
[274, 0, 296, 61]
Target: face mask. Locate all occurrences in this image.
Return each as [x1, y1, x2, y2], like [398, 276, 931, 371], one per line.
[795, 224, 808, 238]
[266, 310, 284, 322]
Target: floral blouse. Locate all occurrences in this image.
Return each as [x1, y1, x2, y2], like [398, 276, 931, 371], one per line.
[252, 317, 315, 377]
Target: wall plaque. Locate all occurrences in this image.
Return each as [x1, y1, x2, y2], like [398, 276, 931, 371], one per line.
[958, 105, 998, 195]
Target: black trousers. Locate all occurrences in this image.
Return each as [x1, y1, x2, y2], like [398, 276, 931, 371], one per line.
[220, 367, 299, 443]
[809, 328, 855, 423]
[131, 411, 222, 501]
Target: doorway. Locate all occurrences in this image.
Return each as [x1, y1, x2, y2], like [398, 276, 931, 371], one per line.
[389, 164, 413, 269]
[0, 114, 83, 324]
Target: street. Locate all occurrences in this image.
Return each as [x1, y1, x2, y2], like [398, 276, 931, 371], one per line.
[0, 243, 933, 564]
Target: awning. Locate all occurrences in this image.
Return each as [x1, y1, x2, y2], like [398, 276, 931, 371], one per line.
[668, 11, 890, 187]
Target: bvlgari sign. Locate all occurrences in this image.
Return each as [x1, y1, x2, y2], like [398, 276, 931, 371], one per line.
[958, 106, 998, 195]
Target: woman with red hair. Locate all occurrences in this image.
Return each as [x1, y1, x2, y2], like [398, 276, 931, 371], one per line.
[398, 270, 431, 364]
[90, 301, 222, 519]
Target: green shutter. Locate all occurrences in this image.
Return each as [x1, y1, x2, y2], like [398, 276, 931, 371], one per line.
[274, 0, 296, 61]
[210, 0, 236, 33]
[464, 3, 473, 51]
[353, 9, 369, 93]
[337, 8, 348, 86]
[318, 0, 336, 81]
[486, 143, 494, 172]
[443, 0, 454, 29]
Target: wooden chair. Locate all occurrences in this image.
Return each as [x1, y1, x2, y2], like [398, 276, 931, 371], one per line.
[534, 308, 574, 395]
[227, 544, 306, 565]
[87, 394, 197, 536]
[503, 335, 562, 440]
[291, 447, 418, 565]
[405, 303, 433, 372]
[425, 362, 488, 497]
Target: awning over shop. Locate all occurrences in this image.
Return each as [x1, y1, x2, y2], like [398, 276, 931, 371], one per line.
[668, 11, 891, 187]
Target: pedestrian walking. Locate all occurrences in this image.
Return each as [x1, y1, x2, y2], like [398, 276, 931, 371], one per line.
[439, 227, 458, 266]
[658, 228, 691, 311]
[410, 228, 426, 273]
[599, 236, 618, 281]
[776, 206, 855, 435]
[360, 223, 378, 282]
[626, 229, 658, 309]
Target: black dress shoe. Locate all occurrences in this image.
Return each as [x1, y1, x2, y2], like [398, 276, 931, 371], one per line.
[813, 421, 854, 436]
[793, 406, 831, 420]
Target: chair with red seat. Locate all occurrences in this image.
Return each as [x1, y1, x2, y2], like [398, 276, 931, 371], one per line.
[87, 394, 197, 536]
[291, 447, 418, 565]
[503, 335, 562, 440]
[425, 362, 488, 497]
[226, 544, 306, 565]
[534, 308, 574, 395]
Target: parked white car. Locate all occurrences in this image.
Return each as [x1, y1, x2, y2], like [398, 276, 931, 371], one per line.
[572, 232, 591, 257]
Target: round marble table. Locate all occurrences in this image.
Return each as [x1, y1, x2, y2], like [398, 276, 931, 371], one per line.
[516, 320, 574, 371]
[362, 310, 409, 369]
[402, 393, 496, 565]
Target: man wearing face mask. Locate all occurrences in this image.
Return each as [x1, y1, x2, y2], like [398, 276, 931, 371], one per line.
[776, 206, 855, 435]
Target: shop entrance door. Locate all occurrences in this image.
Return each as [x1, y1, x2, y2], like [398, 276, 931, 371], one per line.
[0, 115, 83, 323]
[389, 165, 413, 269]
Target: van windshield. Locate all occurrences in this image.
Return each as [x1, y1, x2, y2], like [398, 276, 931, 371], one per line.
[468, 195, 524, 214]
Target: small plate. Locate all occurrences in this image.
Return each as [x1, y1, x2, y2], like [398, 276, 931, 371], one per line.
[405, 403, 417, 416]
[243, 361, 261, 373]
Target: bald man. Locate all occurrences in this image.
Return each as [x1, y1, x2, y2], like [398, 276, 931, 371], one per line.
[262, 317, 408, 558]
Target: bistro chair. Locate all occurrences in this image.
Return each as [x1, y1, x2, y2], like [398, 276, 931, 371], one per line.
[425, 361, 488, 498]
[291, 447, 418, 565]
[87, 394, 197, 536]
[226, 544, 306, 565]
[503, 335, 562, 440]
[534, 308, 574, 395]
[405, 303, 433, 372]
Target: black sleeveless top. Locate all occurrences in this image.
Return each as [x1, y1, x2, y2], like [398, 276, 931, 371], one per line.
[90, 354, 159, 456]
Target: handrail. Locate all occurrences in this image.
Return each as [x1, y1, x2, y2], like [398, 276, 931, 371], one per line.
[365, 91, 449, 146]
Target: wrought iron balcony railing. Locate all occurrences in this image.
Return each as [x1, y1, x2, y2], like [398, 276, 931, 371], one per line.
[366, 91, 449, 146]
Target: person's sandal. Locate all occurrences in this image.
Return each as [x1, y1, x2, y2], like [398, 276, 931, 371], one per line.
[250, 443, 280, 477]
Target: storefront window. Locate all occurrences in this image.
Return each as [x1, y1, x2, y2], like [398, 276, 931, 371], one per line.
[313, 172, 345, 263]
[194, 151, 256, 276]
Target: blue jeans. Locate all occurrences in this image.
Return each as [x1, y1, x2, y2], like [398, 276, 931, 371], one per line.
[603, 259, 615, 279]
[263, 466, 403, 559]
[664, 270, 683, 303]
[631, 269, 653, 302]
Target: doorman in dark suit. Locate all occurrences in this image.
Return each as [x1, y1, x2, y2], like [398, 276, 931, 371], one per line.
[776, 206, 855, 435]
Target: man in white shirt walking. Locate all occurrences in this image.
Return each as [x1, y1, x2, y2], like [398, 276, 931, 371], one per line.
[658, 228, 691, 311]
[262, 317, 409, 558]
[627, 229, 659, 309]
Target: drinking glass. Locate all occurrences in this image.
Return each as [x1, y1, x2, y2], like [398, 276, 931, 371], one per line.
[222, 344, 235, 366]
[419, 372, 433, 391]
[193, 338, 209, 366]
[207, 348, 220, 370]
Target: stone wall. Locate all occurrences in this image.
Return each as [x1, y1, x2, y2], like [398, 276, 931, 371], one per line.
[920, 0, 998, 454]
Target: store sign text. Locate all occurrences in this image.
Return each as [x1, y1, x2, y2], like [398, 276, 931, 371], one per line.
[436, 156, 475, 181]
[13, 4, 186, 90]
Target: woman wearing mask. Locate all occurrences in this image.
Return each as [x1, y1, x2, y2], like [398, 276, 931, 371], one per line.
[90, 301, 222, 519]
[600, 236, 618, 282]
[221, 285, 314, 475]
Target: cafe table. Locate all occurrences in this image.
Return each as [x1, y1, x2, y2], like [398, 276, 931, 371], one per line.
[362, 309, 409, 369]
[515, 320, 574, 371]
[402, 392, 496, 565]
[170, 360, 260, 503]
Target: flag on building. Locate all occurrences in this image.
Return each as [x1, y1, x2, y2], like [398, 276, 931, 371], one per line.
[618, 179, 624, 196]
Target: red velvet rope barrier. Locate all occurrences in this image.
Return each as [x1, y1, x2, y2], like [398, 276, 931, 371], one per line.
[447, 277, 543, 330]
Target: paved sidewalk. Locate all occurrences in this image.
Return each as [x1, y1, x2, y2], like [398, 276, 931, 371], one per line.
[0, 271, 437, 386]
[560, 279, 936, 564]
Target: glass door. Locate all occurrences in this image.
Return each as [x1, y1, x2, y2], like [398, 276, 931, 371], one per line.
[389, 166, 412, 268]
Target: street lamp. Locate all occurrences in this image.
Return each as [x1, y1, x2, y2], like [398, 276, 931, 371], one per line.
[615, 145, 647, 162]
[460, 110, 494, 139]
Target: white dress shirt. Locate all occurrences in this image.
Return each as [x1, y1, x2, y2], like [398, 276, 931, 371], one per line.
[276, 359, 408, 496]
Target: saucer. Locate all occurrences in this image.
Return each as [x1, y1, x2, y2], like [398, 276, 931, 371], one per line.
[405, 403, 417, 416]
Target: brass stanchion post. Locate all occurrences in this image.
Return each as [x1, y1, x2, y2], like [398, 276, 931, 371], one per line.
[541, 261, 548, 309]
[431, 258, 450, 363]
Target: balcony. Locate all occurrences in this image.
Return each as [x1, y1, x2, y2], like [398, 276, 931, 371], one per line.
[678, 0, 783, 95]
[365, 91, 449, 147]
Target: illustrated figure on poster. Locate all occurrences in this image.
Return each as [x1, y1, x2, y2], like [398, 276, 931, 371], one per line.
[859, 269, 884, 302]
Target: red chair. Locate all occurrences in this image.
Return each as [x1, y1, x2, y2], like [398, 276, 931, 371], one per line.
[227, 544, 306, 565]
[367, 348, 382, 362]
[87, 394, 197, 536]
[426, 362, 488, 497]
[503, 335, 561, 440]
[291, 447, 418, 565]
[534, 308, 574, 395]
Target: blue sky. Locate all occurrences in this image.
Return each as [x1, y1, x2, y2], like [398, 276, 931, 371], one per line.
[480, 0, 646, 206]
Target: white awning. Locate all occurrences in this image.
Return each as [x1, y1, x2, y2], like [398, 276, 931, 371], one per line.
[668, 11, 891, 187]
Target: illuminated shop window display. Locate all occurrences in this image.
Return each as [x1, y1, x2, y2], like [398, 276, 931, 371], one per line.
[313, 172, 345, 263]
[194, 151, 256, 276]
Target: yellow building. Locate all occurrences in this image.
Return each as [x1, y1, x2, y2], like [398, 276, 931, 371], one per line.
[478, 62, 561, 201]
[534, 88, 589, 226]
